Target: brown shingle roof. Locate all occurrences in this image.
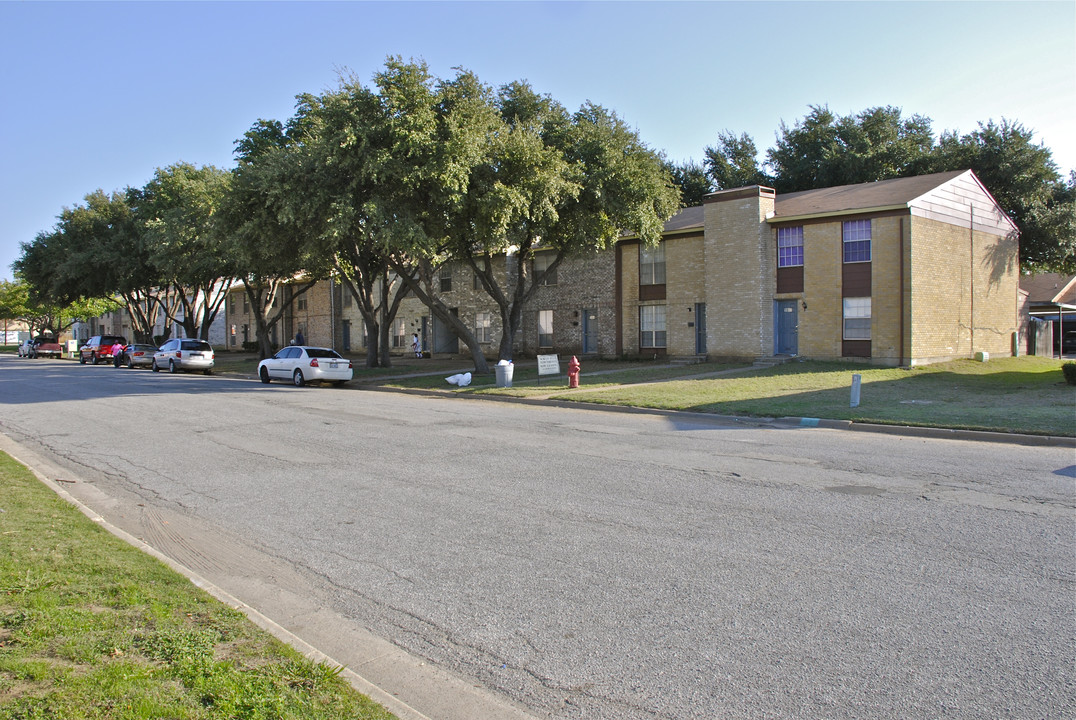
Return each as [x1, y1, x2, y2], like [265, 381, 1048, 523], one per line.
[772, 170, 968, 219]
[659, 170, 1000, 235]
[1021, 273, 1076, 304]
[662, 205, 704, 234]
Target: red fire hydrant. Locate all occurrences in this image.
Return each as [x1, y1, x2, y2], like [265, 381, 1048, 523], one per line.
[568, 355, 581, 388]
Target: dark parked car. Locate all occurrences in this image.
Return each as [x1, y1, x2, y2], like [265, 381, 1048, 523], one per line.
[79, 334, 127, 364]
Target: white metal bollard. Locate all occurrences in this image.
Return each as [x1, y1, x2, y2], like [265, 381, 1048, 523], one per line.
[850, 373, 861, 408]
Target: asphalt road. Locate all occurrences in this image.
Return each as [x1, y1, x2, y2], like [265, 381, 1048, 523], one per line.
[1, 356, 1074, 719]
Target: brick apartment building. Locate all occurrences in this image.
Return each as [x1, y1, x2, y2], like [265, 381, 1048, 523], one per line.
[222, 169, 1020, 367]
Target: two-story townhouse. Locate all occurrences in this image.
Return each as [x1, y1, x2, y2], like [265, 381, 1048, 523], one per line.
[617, 169, 1020, 366]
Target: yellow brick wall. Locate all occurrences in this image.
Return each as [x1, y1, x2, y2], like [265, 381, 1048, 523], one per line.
[798, 221, 842, 359]
[664, 233, 706, 355]
[869, 216, 905, 364]
[703, 190, 775, 358]
[908, 216, 1018, 363]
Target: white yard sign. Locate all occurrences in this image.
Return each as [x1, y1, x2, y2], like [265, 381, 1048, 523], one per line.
[537, 354, 560, 377]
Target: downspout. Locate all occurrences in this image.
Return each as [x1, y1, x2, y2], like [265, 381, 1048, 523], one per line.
[329, 274, 336, 351]
[899, 217, 906, 366]
[969, 205, 975, 353]
[615, 243, 623, 356]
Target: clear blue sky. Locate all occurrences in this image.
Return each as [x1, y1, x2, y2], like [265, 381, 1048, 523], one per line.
[2, 0, 1073, 283]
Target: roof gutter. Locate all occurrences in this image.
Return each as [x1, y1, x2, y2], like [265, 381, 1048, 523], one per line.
[766, 204, 910, 225]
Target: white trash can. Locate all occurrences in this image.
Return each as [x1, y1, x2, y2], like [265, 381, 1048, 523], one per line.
[494, 361, 514, 388]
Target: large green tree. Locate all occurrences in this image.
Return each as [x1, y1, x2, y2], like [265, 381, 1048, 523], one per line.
[219, 120, 327, 359]
[285, 61, 433, 368]
[135, 163, 235, 340]
[766, 105, 935, 191]
[704, 131, 771, 191]
[667, 159, 712, 207]
[432, 80, 680, 364]
[14, 189, 165, 343]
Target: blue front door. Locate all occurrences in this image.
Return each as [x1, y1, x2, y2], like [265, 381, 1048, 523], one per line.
[776, 300, 798, 355]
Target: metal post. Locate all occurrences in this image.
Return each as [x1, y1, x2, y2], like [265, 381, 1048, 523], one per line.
[850, 374, 861, 408]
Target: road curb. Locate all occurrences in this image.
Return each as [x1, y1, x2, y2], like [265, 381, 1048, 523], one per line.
[0, 433, 539, 720]
[356, 382, 1075, 447]
[772, 416, 1076, 447]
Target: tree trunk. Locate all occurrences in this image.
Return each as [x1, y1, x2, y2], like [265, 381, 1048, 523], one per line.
[392, 257, 489, 374]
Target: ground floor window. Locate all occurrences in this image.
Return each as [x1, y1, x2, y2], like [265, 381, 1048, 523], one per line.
[391, 319, 407, 348]
[843, 297, 871, 340]
[538, 310, 553, 348]
[640, 305, 666, 348]
[476, 312, 492, 344]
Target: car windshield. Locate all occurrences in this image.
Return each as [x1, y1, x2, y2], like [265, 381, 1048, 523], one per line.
[306, 348, 342, 359]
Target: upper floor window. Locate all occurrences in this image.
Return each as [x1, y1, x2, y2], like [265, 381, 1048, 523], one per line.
[843, 220, 871, 263]
[640, 242, 666, 285]
[439, 265, 452, 292]
[297, 295, 307, 311]
[777, 226, 804, 267]
[534, 253, 557, 286]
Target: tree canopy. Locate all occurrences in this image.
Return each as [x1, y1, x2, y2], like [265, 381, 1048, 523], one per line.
[703, 106, 1074, 273]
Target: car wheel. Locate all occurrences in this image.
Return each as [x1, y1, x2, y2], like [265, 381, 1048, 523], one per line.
[169, 360, 178, 374]
[259, 366, 270, 384]
[204, 368, 213, 375]
[127, 356, 134, 369]
[79, 353, 86, 364]
[90, 353, 98, 365]
[152, 359, 160, 372]
[292, 369, 305, 387]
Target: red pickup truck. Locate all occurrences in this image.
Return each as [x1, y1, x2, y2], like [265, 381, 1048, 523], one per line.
[28, 335, 63, 359]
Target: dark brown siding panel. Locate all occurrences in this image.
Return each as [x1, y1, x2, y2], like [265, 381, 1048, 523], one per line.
[843, 340, 871, 358]
[776, 266, 804, 294]
[639, 284, 666, 301]
[842, 263, 872, 297]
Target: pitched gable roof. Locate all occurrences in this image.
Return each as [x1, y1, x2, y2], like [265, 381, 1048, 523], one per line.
[1021, 273, 1076, 304]
[658, 170, 1017, 238]
[772, 170, 968, 219]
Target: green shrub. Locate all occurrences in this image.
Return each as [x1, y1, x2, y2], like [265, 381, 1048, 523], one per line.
[1063, 362, 1076, 385]
[242, 341, 259, 352]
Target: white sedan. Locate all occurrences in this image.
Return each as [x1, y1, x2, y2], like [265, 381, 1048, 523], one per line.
[257, 346, 353, 387]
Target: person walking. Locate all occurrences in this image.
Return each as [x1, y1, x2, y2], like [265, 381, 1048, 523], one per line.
[412, 332, 421, 358]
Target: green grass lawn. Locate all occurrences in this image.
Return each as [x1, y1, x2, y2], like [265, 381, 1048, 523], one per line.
[0, 453, 396, 720]
[361, 355, 1075, 436]
[549, 356, 1076, 436]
